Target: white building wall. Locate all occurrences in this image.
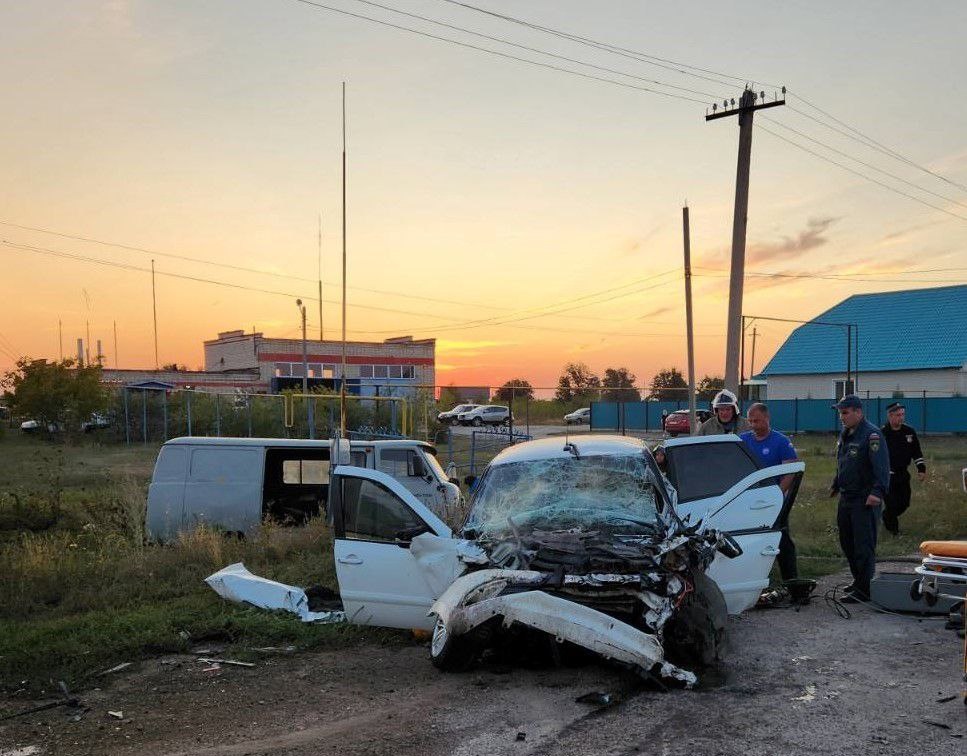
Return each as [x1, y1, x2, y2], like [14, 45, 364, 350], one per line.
[204, 331, 260, 371]
[765, 367, 965, 400]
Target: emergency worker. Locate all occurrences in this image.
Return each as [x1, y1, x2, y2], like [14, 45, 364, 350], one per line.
[880, 401, 927, 535]
[697, 389, 751, 436]
[829, 395, 891, 603]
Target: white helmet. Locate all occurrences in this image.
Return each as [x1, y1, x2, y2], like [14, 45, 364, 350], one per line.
[711, 389, 739, 410]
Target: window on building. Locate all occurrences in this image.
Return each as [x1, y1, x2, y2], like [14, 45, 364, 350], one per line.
[291, 363, 305, 377]
[833, 380, 855, 399]
[323, 365, 335, 379]
[402, 365, 414, 379]
[373, 365, 389, 379]
[388, 365, 403, 379]
[359, 365, 374, 378]
[274, 363, 291, 377]
[308, 363, 323, 378]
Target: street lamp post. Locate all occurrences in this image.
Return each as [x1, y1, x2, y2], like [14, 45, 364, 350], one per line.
[296, 299, 315, 439]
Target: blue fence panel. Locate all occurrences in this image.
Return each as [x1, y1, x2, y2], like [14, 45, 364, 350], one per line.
[590, 402, 618, 430]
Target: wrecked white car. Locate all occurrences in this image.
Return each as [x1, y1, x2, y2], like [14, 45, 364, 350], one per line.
[328, 435, 803, 687]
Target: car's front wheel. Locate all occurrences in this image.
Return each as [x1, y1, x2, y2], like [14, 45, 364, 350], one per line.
[429, 617, 478, 672]
[472, 417, 483, 427]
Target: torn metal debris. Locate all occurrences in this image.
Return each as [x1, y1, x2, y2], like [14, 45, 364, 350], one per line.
[204, 563, 345, 624]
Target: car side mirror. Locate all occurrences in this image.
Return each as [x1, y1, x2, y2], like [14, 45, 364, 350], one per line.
[716, 534, 743, 559]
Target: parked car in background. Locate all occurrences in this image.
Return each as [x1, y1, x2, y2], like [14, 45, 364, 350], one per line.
[663, 409, 711, 437]
[563, 407, 591, 425]
[458, 405, 512, 426]
[81, 412, 112, 433]
[437, 404, 480, 426]
[19, 419, 63, 433]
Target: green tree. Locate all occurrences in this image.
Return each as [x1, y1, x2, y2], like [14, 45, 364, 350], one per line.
[602, 367, 640, 402]
[648, 367, 688, 401]
[696, 374, 725, 402]
[495, 378, 534, 401]
[554, 362, 601, 403]
[3, 358, 109, 435]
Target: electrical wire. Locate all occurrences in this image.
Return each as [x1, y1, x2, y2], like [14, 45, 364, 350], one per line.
[762, 117, 967, 211]
[288, 0, 709, 104]
[695, 267, 967, 285]
[787, 92, 967, 195]
[755, 124, 967, 223]
[347, 0, 723, 100]
[437, 0, 777, 91]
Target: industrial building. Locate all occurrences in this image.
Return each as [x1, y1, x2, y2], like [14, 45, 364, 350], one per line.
[102, 330, 435, 396]
[759, 285, 967, 399]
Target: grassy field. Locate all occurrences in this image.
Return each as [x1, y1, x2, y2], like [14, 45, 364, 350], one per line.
[0, 432, 963, 694]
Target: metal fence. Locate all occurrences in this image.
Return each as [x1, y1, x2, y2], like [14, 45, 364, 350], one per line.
[590, 396, 967, 434]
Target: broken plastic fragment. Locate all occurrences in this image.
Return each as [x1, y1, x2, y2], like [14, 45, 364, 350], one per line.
[204, 563, 345, 624]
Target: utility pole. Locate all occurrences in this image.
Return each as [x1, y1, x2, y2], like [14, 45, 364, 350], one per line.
[706, 86, 785, 393]
[340, 82, 348, 438]
[296, 299, 314, 439]
[151, 259, 159, 369]
[318, 213, 324, 342]
[750, 326, 758, 378]
[113, 320, 119, 369]
[682, 205, 697, 435]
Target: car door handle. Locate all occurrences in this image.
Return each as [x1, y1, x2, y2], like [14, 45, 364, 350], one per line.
[760, 546, 781, 556]
[749, 500, 775, 509]
[337, 555, 363, 565]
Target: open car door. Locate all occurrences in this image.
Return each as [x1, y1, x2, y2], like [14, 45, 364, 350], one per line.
[664, 437, 804, 613]
[330, 466, 452, 630]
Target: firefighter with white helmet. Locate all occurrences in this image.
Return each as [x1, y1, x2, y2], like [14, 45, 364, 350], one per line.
[697, 389, 751, 436]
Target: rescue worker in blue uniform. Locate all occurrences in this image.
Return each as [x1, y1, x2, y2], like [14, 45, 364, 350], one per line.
[828, 395, 891, 603]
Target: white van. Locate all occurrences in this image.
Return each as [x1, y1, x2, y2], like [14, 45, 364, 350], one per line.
[146, 437, 460, 541]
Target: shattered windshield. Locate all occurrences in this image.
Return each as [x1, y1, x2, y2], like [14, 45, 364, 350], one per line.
[465, 454, 663, 536]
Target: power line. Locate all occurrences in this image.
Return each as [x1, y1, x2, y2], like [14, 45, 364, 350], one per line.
[0, 240, 697, 339]
[0, 219, 520, 314]
[437, 0, 776, 91]
[786, 92, 967, 195]
[762, 117, 967, 211]
[288, 0, 708, 104]
[694, 266, 967, 285]
[755, 124, 967, 223]
[347, 0, 723, 100]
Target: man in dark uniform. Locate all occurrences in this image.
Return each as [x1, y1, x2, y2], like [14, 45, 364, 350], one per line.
[828, 395, 891, 603]
[880, 401, 927, 535]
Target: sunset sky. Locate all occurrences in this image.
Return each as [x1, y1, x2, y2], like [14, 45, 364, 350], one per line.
[2, 1, 966, 391]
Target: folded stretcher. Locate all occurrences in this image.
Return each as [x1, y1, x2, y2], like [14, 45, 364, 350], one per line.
[912, 541, 966, 699]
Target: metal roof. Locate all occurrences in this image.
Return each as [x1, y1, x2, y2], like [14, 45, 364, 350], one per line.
[759, 285, 967, 375]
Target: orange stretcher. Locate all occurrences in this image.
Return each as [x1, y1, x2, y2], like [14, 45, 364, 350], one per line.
[914, 541, 966, 704]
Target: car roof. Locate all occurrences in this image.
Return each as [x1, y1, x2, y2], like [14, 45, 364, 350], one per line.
[489, 434, 648, 466]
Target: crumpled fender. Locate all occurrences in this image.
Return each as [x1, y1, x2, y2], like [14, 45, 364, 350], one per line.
[429, 570, 696, 687]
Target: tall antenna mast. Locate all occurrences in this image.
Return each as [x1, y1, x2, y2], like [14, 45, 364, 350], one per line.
[340, 82, 348, 437]
[151, 259, 159, 369]
[318, 213, 324, 342]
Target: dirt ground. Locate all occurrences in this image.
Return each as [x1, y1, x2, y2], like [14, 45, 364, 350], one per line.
[2, 564, 964, 756]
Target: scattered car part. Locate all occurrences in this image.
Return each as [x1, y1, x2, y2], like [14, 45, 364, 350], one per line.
[204, 562, 345, 623]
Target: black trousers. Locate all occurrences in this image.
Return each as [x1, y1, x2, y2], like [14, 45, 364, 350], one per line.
[837, 500, 881, 597]
[883, 473, 911, 534]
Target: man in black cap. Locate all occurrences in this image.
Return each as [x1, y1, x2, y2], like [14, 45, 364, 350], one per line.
[880, 401, 927, 535]
[829, 394, 891, 602]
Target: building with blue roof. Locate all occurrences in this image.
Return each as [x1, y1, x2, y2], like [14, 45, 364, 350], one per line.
[758, 284, 967, 399]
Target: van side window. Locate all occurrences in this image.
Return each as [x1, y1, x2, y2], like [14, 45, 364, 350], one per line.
[341, 479, 427, 543]
[378, 449, 418, 477]
[154, 446, 187, 481]
[190, 448, 262, 482]
[282, 459, 330, 485]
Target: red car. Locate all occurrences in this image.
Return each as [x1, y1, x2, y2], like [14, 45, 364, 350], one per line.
[663, 409, 711, 437]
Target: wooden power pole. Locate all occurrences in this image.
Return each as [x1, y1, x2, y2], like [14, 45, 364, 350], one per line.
[682, 205, 697, 435]
[706, 87, 784, 393]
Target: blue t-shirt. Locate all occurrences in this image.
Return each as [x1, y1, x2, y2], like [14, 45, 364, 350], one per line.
[740, 429, 797, 467]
